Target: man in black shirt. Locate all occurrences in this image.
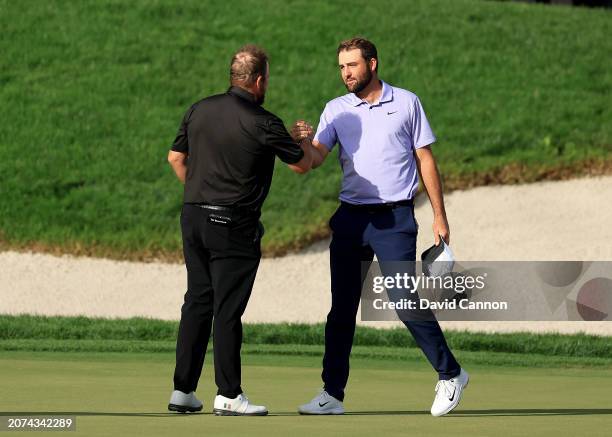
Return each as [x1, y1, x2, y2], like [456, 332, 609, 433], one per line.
[166, 45, 313, 416]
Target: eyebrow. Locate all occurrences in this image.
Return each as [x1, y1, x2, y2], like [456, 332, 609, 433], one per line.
[339, 62, 360, 68]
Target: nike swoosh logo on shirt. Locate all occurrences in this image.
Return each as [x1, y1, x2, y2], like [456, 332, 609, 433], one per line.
[387, 111, 398, 115]
[319, 401, 330, 407]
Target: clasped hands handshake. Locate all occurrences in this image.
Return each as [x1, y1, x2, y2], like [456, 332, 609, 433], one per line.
[289, 120, 314, 143]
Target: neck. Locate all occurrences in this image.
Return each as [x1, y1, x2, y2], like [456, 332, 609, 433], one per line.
[356, 77, 382, 104]
[233, 83, 255, 95]
[232, 83, 260, 104]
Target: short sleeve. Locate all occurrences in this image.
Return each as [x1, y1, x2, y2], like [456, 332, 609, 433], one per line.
[170, 106, 194, 153]
[411, 97, 436, 149]
[258, 115, 304, 164]
[314, 104, 338, 151]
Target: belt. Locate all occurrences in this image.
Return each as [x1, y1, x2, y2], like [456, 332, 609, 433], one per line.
[193, 204, 233, 212]
[190, 203, 259, 216]
[340, 199, 413, 211]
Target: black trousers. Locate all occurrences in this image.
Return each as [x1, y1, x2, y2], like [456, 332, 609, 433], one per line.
[173, 203, 262, 398]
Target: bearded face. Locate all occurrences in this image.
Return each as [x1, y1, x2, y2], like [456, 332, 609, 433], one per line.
[338, 49, 374, 94]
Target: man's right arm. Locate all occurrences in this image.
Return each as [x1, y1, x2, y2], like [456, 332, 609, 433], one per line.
[289, 120, 329, 169]
[168, 105, 193, 184]
[287, 139, 313, 174]
[168, 151, 188, 184]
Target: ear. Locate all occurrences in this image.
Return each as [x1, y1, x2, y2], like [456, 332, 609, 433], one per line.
[369, 57, 377, 73]
[255, 74, 264, 91]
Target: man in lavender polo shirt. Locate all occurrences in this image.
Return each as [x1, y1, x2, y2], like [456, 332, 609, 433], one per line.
[293, 38, 469, 417]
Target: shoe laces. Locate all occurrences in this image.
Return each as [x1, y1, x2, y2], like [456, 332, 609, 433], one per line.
[316, 390, 329, 403]
[435, 379, 455, 398]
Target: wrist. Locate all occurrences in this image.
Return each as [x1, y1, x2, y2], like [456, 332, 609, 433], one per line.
[433, 212, 447, 221]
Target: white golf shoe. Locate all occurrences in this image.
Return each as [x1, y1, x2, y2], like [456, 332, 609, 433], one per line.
[168, 390, 203, 413]
[213, 393, 268, 416]
[298, 390, 345, 415]
[430, 368, 469, 417]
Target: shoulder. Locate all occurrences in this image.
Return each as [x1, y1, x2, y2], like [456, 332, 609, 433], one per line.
[386, 84, 430, 119]
[253, 107, 285, 128]
[321, 94, 353, 117]
[256, 105, 280, 119]
[202, 92, 276, 120]
[387, 83, 420, 104]
[331, 93, 355, 106]
[188, 93, 227, 113]
[194, 92, 227, 106]
[242, 107, 288, 136]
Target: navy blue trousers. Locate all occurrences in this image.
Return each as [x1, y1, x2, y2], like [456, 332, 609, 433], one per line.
[322, 203, 461, 401]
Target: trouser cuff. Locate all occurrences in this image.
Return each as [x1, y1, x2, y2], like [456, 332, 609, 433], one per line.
[324, 386, 345, 402]
[439, 367, 462, 380]
[217, 388, 243, 399]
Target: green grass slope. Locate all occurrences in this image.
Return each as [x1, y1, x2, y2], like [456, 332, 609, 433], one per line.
[1, 0, 610, 258]
[2, 316, 611, 367]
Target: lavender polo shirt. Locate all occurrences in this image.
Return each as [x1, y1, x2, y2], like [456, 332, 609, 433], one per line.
[314, 80, 436, 204]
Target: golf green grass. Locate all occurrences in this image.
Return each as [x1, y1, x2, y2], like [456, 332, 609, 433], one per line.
[1, 0, 611, 259]
[1, 351, 611, 436]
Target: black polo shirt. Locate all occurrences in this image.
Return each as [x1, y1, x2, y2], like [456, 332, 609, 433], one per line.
[170, 86, 304, 210]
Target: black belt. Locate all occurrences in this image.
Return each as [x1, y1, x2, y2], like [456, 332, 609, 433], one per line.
[193, 204, 233, 212]
[340, 199, 413, 211]
[190, 203, 259, 216]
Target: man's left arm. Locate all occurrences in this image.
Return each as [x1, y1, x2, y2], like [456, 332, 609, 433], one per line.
[414, 145, 449, 246]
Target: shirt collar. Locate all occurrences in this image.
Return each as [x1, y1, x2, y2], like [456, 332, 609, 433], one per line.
[379, 80, 393, 103]
[228, 86, 257, 104]
[350, 80, 393, 107]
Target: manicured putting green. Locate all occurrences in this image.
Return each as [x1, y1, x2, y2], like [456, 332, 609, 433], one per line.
[1, 351, 611, 436]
